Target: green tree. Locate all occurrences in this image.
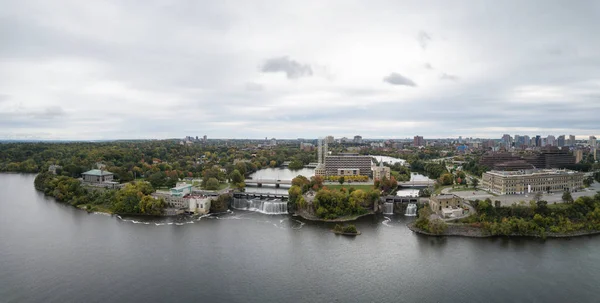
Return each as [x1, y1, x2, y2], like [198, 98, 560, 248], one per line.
[338, 176, 345, 185]
[205, 177, 220, 190]
[562, 191, 574, 203]
[471, 178, 479, 189]
[230, 169, 243, 184]
[288, 159, 304, 170]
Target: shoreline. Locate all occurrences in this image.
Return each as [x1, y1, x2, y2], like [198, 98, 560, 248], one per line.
[294, 209, 375, 222]
[407, 222, 600, 239]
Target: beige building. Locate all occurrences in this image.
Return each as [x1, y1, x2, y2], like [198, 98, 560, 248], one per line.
[429, 194, 463, 217]
[482, 169, 584, 195]
[575, 150, 583, 163]
[372, 163, 391, 180]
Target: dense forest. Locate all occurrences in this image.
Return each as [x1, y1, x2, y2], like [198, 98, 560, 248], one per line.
[0, 141, 317, 185]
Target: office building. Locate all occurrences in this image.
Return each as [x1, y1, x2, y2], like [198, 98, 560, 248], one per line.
[575, 150, 583, 163]
[557, 135, 565, 147]
[482, 169, 584, 195]
[568, 135, 576, 146]
[413, 136, 425, 147]
[353, 135, 363, 144]
[546, 135, 556, 147]
[325, 154, 373, 177]
[589, 136, 597, 148]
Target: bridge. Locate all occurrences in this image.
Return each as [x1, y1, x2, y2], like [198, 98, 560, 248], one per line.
[245, 179, 292, 187]
[281, 162, 319, 168]
[233, 192, 289, 199]
[397, 180, 435, 187]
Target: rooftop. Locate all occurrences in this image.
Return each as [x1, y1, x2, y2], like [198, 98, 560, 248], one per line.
[486, 169, 581, 177]
[82, 169, 113, 176]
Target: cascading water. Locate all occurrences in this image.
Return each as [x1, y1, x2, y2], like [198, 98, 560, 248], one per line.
[232, 198, 288, 215]
[383, 202, 394, 215]
[405, 203, 417, 216]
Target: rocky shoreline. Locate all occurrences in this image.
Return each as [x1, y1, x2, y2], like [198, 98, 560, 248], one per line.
[407, 222, 600, 239]
[294, 209, 374, 222]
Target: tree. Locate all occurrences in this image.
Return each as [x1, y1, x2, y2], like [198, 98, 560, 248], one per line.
[292, 175, 310, 191]
[534, 192, 543, 202]
[562, 191, 574, 204]
[471, 178, 479, 189]
[338, 176, 345, 185]
[229, 169, 243, 184]
[440, 173, 454, 185]
[205, 177, 220, 190]
[288, 159, 304, 170]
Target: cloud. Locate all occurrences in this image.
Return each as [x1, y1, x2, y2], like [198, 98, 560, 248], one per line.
[383, 73, 417, 87]
[245, 82, 264, 91]
[260, 56, 313, 79]
[417, 31, 432, 50]
[440, 73, 459, 81]
[0, 0, 599, 140]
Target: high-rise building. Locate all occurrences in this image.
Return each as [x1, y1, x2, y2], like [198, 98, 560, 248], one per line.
[589, 136, 597, 148]
[523, 135, 531, 146]
[568, 135, 576, 146]
[575, 150, 583, 163]
[535, 135, 541, 147]
[557, 135, 565, 147]
[413, 136, 425, 147]
[458, 136, 463, 144]
[514, 135, 522, 148]
[546, 135, 556, 147]
[501, 134, 512, 148]
[353, 135, 363, 144]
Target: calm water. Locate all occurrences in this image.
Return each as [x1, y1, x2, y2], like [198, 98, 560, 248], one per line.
[2, 174, 600, 303]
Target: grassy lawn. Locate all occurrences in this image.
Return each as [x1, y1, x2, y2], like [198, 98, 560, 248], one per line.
[323, 184, 375, 191]
[433, 185, 452, 195]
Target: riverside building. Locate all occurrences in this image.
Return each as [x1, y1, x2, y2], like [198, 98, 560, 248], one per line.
[482, 169, 584, 195]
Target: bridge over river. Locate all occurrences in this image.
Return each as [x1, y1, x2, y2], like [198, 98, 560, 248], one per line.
[245, 178, 434, 188]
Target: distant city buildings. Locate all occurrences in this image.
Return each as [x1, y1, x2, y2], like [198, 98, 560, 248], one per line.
[353, 135, 363, 144]
[482, 169, 584, 195]
[413, 135, 425, 147]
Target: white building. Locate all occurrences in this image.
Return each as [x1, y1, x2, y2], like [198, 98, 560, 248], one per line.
[188, 196, 212, 215]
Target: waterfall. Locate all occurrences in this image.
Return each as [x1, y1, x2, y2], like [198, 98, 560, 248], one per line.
[383, 202, 394, 215]
[232, 198, 288, 215]
[405, 203, 417, 216]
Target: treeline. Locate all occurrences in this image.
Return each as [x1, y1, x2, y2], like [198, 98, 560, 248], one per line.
[462, 196, 600, 238]
[0, 141, 317, 183]
[34, 173, 165, 215]
[409, 160, 447, 180]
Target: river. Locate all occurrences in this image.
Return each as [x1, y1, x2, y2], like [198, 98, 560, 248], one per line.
[2, 174, 599, 302]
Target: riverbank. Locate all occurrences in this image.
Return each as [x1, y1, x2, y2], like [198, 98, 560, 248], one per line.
[294, 209, 375, 222]
[407, 222, 600, 239]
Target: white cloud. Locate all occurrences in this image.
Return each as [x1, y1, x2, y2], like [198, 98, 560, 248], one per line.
[0, 0, 599, 139]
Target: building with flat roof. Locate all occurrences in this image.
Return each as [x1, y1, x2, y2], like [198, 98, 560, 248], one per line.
[482, 169, 584, 195]
[429, 194, 464, 217]
[413, 136, 425, 147]
[325, 154, 372, 177]
[82, 169, 114, 183]
[372, 161, 391, 180]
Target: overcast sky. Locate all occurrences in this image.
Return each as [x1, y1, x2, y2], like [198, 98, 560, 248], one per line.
[1, 0, 599, 140]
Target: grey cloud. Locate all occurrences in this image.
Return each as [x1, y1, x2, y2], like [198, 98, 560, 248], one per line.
[33, 106, 66, 119]
[424, 63, 433, 70]
[260, 56, 313, 79]
[245, 82, 264, 91]
[440, 73, 459, 81]
[0, 94, 9, 103]
[417, 31, 431, 50]
[383, 73, 417, 87]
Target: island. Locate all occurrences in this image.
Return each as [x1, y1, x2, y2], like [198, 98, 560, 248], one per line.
[332, 224, 361, 236]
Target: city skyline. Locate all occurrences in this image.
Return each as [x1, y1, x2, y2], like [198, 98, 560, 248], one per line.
[1, 1, 599, 140]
